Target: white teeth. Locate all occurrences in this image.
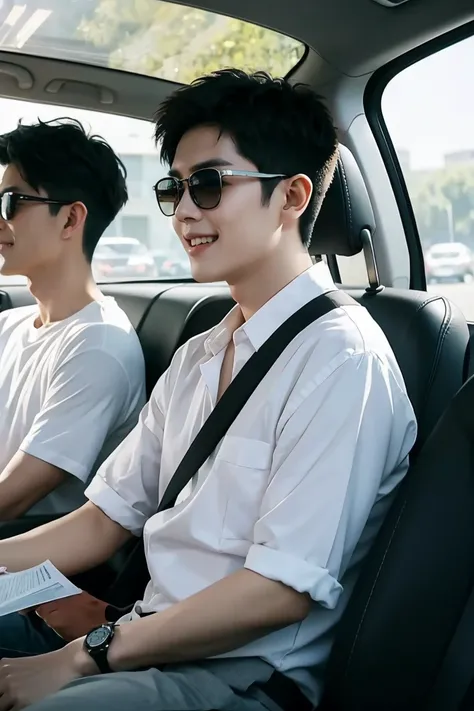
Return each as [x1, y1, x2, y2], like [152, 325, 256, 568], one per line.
[190, 236, 217, 247]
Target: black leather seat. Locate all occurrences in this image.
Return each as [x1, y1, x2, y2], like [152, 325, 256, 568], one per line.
[320, 371, 474, 711]
[310, 144, 469, 452]
[311, 146, 474, 709]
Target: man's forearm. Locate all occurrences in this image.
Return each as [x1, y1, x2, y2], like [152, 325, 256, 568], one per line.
[103, 568, 310, 672]
[0, 451, 68, 521]
[0, 502, 133, 576]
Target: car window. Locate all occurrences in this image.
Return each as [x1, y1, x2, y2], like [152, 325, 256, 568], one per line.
[98, 241, 147, 256]
[382, 34, 474, 320]
[0, 98, 190, 285]
[0, 0, 304, 84]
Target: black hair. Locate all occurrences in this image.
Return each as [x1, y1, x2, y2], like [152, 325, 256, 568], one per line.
[0, 118, 128, 262]
[155, 69, 338, 247]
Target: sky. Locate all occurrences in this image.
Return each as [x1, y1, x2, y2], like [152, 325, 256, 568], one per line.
[382, 33, 474, 170]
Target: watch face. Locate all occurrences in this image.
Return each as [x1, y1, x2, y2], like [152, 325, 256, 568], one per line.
[87, 626, 110, 648]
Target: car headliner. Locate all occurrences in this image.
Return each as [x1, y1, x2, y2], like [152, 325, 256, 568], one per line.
[176, 0, 474, 79]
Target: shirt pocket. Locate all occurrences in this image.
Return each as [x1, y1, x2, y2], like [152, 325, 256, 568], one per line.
[215, 435, 273, 542]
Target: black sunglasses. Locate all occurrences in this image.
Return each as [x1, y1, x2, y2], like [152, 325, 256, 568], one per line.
[0, 192, 74, 221]
[153, 167, 287, 217]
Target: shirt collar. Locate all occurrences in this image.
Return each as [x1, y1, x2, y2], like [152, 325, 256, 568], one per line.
[204, 305, 244, 356]
[204, 261, 337, 356]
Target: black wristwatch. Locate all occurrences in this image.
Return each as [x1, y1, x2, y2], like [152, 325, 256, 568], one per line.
[83, 623, 117, 674]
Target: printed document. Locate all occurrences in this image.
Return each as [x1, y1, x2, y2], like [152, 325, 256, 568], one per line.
[0, 560, 81, 616]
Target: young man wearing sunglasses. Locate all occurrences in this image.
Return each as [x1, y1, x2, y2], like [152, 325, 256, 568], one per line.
[0, 118, 145, 520]
[0, 72, 416, 711]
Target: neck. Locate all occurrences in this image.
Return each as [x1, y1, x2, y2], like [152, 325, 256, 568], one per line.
[229, 246, 313, 322]
[28, 261, 103, 327]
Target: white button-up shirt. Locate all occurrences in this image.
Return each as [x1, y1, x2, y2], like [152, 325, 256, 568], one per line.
[86, 263, 417, 704]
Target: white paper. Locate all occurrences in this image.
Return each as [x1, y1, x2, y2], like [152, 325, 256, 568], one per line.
[0, 560, 81, 617]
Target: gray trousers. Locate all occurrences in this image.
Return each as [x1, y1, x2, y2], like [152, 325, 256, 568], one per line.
[0, 613, 282, 711]
[30, 659, 284, 711]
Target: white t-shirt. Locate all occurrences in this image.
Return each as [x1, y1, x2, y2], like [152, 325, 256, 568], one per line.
[87, 263, 417, 705]
[0, 297, 146, 516]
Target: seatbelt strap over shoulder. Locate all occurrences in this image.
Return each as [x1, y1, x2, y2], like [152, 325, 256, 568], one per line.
[157, 288, 356, 513]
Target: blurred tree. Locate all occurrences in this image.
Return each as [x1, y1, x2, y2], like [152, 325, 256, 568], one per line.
[407, 166, 474, 248]
[78, 0, 305, 83]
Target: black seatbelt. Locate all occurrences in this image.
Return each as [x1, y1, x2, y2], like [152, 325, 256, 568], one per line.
[105, 289, 356, 611]
[428, 582, 474, 711]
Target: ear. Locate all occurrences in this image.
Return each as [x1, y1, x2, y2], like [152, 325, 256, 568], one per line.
[60, 202, 88, 241]
[281, 174, 313, 224]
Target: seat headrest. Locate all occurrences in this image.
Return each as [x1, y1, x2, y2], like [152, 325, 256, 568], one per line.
[310, 144, 376, 257]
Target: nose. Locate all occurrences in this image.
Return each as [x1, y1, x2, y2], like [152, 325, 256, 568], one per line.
[174, 184, 202, 223]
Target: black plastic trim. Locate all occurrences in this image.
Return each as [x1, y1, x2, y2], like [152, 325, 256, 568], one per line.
[285, 42, 310, 80]
[364, 19, 474, 291]
[327, 255, 342, 283]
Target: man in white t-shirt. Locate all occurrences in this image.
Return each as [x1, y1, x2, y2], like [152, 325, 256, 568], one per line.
[0, 118, 146, 519]
[0, 73, 416, 711]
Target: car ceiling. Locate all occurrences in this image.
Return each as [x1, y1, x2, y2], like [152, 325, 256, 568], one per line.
[0, 0, 472, 124]
[177, 0, 474, 78]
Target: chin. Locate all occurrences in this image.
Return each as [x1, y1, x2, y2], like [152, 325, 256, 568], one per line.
[190, 265, 228, 284]
[0, 262, 14, 276]
[0, 262, 27, 279]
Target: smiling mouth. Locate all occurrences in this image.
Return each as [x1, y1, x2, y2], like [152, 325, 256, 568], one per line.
[186, 236, 218, 248]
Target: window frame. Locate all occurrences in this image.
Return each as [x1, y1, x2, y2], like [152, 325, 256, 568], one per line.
[363, 19, 474, 292]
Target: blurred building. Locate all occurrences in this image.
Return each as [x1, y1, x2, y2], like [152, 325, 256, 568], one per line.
[444, 150, 474, 166]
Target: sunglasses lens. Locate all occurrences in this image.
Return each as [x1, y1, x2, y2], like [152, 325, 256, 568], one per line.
[0, 194, 15, 221]
[155, 178, 180, 216]
[189, 169, 222, 210]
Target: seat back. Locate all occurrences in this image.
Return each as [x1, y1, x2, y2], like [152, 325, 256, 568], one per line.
[345, 287, 468, 451]
[135, 285, 233, 395]
[321, 374, 474, 711]
[310, 144, 469, 450]
[312, 144, 472, 709]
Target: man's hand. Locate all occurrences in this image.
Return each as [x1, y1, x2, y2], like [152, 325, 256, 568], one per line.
[0, 640, 96, 710]
[35, 592, 109, 642]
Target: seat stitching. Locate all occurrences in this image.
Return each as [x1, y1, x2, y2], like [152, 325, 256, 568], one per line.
[412, 296, 453, 442]
[337, 156, 353, 243]
[424, 297, 452, 394]
[372, 293, 452, 446]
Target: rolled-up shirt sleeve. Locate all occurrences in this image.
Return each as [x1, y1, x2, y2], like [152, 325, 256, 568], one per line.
[245, 351, 416, 610]
[86, 382, 165, 536]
